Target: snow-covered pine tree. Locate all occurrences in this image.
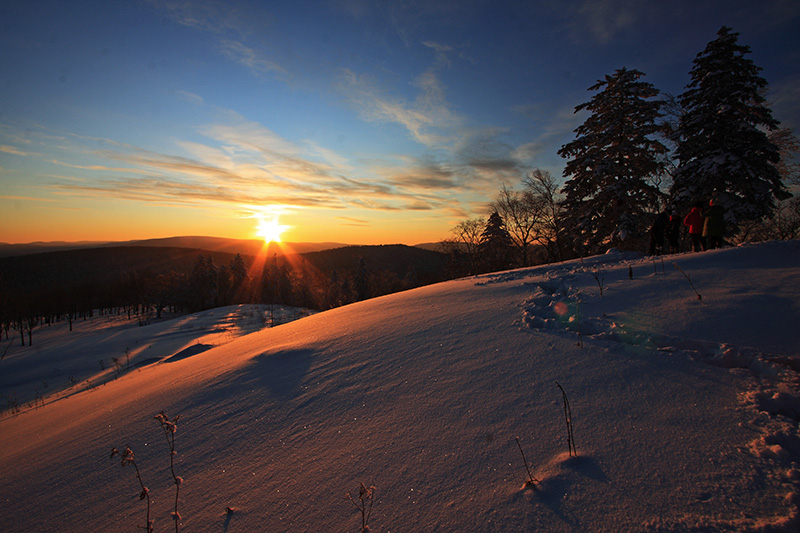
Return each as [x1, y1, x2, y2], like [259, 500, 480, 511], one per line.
[558, 68, 668, 255]
[671, 26, 790, 231]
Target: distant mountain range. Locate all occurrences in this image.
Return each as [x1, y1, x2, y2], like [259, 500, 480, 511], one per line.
[0, 237, 346, 259]
[0, 236, 444, 258]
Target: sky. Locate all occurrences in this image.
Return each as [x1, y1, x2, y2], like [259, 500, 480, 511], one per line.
[1, 0, 799, 245]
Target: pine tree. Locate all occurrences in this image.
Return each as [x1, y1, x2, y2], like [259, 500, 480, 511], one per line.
[188, 255, 218, 311]
[230, 253, 248, 287]
[478, 211, 514, 272]
[671, 26, 790, 230]
[558, 68, 668, 255]
[353, 257, 371, 301]
[229, 253, 249, 302]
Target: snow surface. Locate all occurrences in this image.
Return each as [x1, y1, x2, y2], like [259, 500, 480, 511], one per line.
[1, 241, 799, 532]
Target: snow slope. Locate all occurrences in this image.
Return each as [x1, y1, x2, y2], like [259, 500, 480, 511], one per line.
[1, 241, 799, 532]
[0, 304, 312, 411]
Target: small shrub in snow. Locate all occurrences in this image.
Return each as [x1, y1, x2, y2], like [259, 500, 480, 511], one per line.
[652, 255, 666, 275]
[515, 436, 540, 488]
[575, 297, 583, 348]
[1, 340, 11, 361]
[111, 411, 183, 532]
[674, 263, 704, 304]
[32, 390, 44, 410]
[110, 446, 153, 533]
[592, 266, 605, 297]
[556, 381, 577, 457]
[154, 410, 183, 532]
[112, 357, 123, 379]
[347, 482, 375, 532]
[3, 393, 20, 417]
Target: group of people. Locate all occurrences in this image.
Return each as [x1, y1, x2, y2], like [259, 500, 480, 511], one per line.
[683, 200, 725, 252]
[649, 199, 725, 255]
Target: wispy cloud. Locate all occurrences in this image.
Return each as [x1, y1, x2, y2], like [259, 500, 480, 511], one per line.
[0, 144, 36, 156]
[337, 70, 442, 148]
[50, 175, 343, 211]
[0, 194, 56, 202]
[511, 102, 585, 163]
[220, 40, 286, 78]
[546, 0, 643, 45]
[578, 1, 637, 44]
[336, 68, 465, 150]
[455, 130, 520, 175]
[421, 40, 454, 69]
[384, 166, 457, 191]
[148, 0, 270, 37]
[336, 215, 370, 226]
[173, 90, 205, 105]
[32, 117, 467, 217]
[150, 0, 286, 81]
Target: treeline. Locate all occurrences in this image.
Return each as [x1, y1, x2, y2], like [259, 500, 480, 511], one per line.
[443, 26, 799, 274]
[441, 169, 566, 276]
[185, 244, 446, 313]
[0, 245, 447, 346]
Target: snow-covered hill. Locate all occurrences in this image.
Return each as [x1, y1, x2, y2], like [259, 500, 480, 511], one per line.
[1, 241, 799, 532]
[0, 304, 313, 411]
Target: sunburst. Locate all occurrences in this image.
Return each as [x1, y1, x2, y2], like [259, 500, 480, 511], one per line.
[256, 216, 288, 243]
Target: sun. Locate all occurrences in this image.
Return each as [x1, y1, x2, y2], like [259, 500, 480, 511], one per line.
[256, 216, 288, 243]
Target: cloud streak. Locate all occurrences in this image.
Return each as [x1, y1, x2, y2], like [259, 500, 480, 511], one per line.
[220, 40, 287, 78]
[0, 144, 37, 156]
[27, 117, 484, 219]
[336, 69, 457, 149]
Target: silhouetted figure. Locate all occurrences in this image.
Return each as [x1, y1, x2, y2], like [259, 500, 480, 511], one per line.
[683, 201, 706, 252]
[703, 199, 725, 249]
[649, 210, 670, 255]
[666, 210, 681, 253]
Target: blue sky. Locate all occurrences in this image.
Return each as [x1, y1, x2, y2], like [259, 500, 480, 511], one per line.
[1, 0, 798, 245]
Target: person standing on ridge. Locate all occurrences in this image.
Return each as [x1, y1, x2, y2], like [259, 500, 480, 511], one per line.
[666, 210, 682, 253]
[703, 199, 725, 249]
[649, 210, 670, 255]
[683, 201, 705, 252]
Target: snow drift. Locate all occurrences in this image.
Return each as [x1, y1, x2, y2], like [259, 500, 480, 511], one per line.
[1, 241, 799, 532]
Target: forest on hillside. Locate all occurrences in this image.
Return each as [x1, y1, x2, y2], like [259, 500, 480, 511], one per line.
[0, 244, 449, 347]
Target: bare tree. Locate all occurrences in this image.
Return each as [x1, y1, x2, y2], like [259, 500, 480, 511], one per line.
[769, 127, 800, 187]
[442, 217, 485, 275]
[731, 128, 800, 244]
[491, 185, 542, 267]
[522, 169, 567, 263]
[734, 196, 800, 243]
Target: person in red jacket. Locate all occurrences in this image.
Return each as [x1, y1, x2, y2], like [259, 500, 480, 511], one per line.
[683, 201, 706, 252]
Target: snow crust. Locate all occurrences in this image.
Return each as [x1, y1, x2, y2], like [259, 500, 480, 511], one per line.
[1, 241, 798, 531]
